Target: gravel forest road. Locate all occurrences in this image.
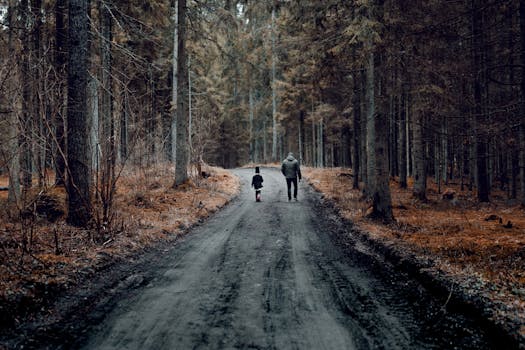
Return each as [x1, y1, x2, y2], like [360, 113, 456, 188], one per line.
[81, 168, 498, 350]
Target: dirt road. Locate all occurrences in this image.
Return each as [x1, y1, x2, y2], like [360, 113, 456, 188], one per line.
[80, 168, 498, 350]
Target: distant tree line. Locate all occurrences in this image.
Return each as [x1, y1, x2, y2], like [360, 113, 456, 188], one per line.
[0, 0, 524, 226]
[274, 0, 525, 220]
[200, 0, 525, 221]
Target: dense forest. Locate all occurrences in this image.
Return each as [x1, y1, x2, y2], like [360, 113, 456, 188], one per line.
[1, 0, 525, 227]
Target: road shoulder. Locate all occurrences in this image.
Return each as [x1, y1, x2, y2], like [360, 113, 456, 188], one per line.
[304, 167, 523, 349]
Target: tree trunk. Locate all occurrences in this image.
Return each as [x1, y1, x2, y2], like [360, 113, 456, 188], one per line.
[99, 0, 115, 223]
[30, 0, 44, 188]
[398, 90, 407, 188]
[360, 70, 368, 187]
[365, 51, 376, 194]
[174, 0, 188, 186]
[412, 109, 426, 200]
[352, 74, 360, 189]
[373, 105, 393, 221]
[442, 122, 449, 184]
[55, 0, 67, 185]
[171, 0, 178, 163]
[249, 87, 254, 162]
[370, 39, 393, 220]
[66, 0, 92, 227]
[263, 118, 267, 162]
[341, 109, 351, 168]
[271, 7, 278, 162]
[472, 0, 489, 202]
[7, 0, 20, 204]
[188, 54, 192, 157]
[299, 110, 305, 163]
[389, 94, 397, 177]
[89, 78, 99, 171]
[20, 0, 33, 193]
[146, 67, 156, 163]
[318, 118, 324, 167]
[341, 124, 351, 168]
[311, 116, 316, 167]
[119, 86, 128, 161]
[518, 0, 525, 206]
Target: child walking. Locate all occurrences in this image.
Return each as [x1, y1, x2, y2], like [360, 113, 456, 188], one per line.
[251, 167, 264, 202]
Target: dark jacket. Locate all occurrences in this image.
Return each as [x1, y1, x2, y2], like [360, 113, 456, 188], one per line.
[252, 174, 264, 190]
[281, 155, 302, 179]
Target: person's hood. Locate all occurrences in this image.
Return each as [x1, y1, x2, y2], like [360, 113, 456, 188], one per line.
[286, 154, 295, 161]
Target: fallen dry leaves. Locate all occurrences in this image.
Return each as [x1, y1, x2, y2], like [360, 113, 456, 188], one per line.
[0, 164, 239, 324]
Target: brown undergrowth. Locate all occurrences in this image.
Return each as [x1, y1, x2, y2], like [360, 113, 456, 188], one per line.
[0, 164, 239, 326]
[303, 167, 525, 338]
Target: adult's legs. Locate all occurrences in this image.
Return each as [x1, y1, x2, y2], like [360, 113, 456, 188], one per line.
[286, 178, 293, 200]
[292, 177, 298, 199]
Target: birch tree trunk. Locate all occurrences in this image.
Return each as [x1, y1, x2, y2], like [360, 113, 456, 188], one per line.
[174, 0, 188, 186]
[67, 0, 92, 226]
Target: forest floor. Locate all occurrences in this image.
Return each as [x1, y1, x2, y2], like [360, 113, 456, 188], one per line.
[303, 166, 525, 345]
[0, 164, 240, 330]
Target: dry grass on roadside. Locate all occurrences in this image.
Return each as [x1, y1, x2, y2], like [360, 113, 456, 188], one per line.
[304, 166, 525, 338]
[0, 164, 239, 311]
[303, 167, 525, 292]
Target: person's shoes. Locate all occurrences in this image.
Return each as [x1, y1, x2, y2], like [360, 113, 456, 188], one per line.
[294, 197, 298, 201]
[288, 198, 291, 202]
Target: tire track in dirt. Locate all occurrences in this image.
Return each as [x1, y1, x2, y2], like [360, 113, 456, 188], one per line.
[76, 167, 499, 350]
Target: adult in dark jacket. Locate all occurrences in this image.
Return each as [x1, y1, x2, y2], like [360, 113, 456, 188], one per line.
[281, 152, 302, 201]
